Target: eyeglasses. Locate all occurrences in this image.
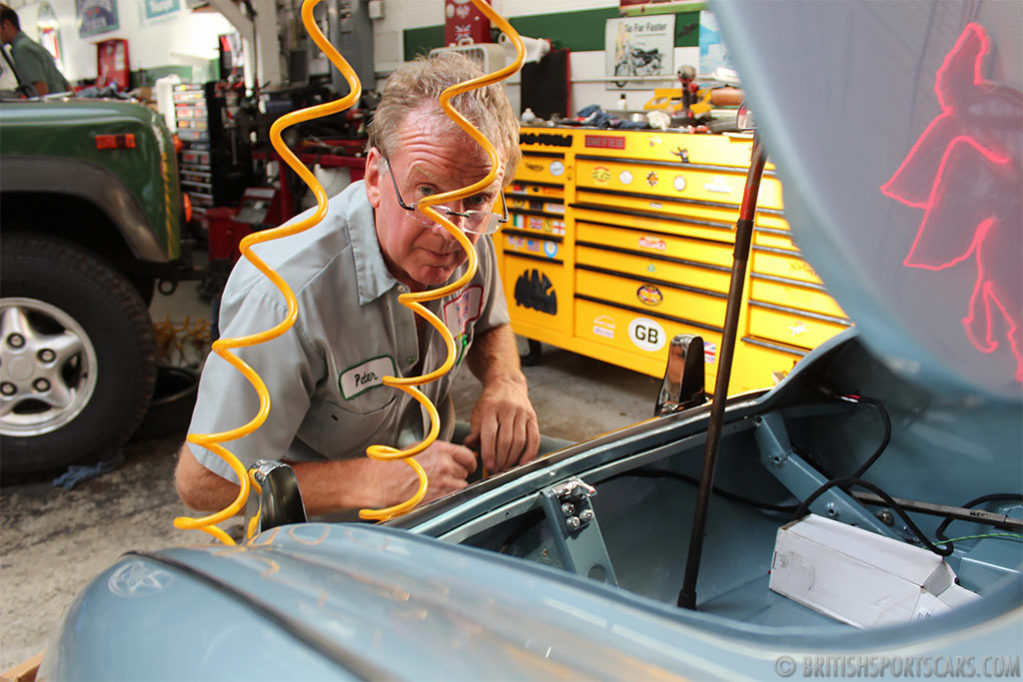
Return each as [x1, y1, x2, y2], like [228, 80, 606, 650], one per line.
[383, 157, 509, 235]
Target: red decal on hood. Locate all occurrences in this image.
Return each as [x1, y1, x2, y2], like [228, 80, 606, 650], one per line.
[881, 23, 1022, 382]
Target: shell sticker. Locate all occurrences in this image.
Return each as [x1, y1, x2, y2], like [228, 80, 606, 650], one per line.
[591, 166, 611, 183]
[637, 284, 663, 306]
[592, 315, 615, 339]
[549, 160, 565, 177]
[628, 317, 666, 352]
[638, 235, 667, 251]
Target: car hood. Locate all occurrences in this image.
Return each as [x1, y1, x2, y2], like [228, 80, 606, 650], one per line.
[714, 0, 1022, 401]
[45, 522, 1022, 681]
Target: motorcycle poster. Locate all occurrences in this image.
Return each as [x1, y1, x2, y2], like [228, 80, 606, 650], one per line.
[606, 15, 675, 90]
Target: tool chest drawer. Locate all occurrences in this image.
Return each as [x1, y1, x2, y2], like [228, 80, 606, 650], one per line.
[747, 300, 851, 350]
[503, 254, 572, 335]
[732, 337, 807, 391]
[567, 129, 765, 169]
[576, 222, 735, 271]
[516, 153, 567, 185]
[751, 246, 824, 285]
[749, 275, 847, 319]
[753, 226, 797, 251]
[575, 156, 785, 211]
[502, 230, 563, 261]
[575, 267, 727, 330]
[573, 297, 724, 387]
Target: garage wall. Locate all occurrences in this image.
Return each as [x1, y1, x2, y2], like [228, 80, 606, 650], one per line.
[12, 0, 234, 85]
[373, 0, 702, 115]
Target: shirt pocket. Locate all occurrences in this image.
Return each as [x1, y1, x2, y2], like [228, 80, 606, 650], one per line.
[303, 389, 399, 459]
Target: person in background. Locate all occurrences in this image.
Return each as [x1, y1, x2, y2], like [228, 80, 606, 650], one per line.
[0, 3, 69, 96]
[175, 52, 559, 518]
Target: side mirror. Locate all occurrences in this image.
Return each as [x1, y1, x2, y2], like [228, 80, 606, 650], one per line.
[655, 334, 708, 416]
[244, 460, 307, 540]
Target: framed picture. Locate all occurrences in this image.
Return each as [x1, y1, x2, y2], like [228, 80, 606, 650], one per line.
[606, 14, 675, 90]
[141, 0, 181, 24]
[77, 0, 120, 37]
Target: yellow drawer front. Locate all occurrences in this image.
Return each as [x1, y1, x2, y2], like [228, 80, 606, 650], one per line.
[507, 195, 566, 216]
[751, 248, 824, 285]
[508, 182, 565, 200]
[504, 256, 572, 335]
[747, 303, 850, 350]
[574, 298, 723, 385]
[506, 212, 567, 237]
[576, 222, 734, 269]
[575, 158, 784, 211]
[576, 244, 732, 295]
[502, 232, 564, 261]
[516, 155, 567, 185]
[576, 269, 727, 329]
[573, 205, 732, 244]
[574, 189, 790, 234]
[750, 277, 847, 319]
[731, 338, 807, 394]
[753, 227, 797, 251]
[561, 128, 765, 169]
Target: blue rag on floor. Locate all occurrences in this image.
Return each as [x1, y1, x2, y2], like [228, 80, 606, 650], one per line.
[51, 450, 126, 490]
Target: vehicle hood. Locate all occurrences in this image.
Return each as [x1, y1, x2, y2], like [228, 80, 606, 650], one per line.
[45, 522, 1022, 681]
[713, 0, 1022, 402]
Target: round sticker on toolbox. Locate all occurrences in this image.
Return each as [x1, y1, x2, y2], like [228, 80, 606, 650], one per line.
[628, 317, 666, 352]
[549, 160, 565, 177]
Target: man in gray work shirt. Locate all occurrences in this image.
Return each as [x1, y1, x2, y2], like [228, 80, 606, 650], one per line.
[0, 4, 70, 96]
[176, 53, 543, 517]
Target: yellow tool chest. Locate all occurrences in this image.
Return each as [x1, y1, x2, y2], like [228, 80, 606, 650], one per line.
[499, 126, 852, 395]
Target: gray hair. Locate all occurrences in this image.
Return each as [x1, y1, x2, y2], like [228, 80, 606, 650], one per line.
[367, 52, 521, 183]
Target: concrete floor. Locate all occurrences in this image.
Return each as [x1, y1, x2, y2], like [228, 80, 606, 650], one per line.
[0, 277, 661, 671]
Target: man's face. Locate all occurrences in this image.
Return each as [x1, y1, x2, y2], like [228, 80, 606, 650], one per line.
[0, 20, 16, 44]
[365, 107, 505, 291]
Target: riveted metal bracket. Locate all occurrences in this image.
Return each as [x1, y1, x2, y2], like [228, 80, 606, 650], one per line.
[540, 478, 618, 586]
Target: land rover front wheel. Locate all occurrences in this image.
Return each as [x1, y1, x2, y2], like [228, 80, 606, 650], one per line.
[0, 234, 157, 474]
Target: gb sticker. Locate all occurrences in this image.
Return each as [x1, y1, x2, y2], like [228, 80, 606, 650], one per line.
[628, 317, 666, 352]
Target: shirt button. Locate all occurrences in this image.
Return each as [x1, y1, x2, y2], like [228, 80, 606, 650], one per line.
[406, 356, 415, 364]
[397, 285, 409, 294]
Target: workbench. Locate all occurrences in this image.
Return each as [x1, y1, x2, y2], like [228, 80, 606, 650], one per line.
[499, 126, 851, 395]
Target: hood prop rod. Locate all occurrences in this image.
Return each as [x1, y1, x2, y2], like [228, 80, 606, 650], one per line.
[677, 133, 767, 610]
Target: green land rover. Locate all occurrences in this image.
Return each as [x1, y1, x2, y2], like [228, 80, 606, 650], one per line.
[1, 96, 190, 474]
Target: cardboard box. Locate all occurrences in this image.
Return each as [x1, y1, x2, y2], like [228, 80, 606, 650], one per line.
[769, 514, 979, 628]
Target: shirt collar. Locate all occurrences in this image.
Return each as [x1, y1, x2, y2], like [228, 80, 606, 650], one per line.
[344, 180, 401, 305]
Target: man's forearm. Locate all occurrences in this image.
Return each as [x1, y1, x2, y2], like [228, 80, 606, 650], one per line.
[467, 323, 527, 388]
[177, 443, 398, 517]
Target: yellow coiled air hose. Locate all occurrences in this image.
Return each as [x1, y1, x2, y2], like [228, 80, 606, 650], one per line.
[358, 5, 525, 521]
[175, 0, 525, 540]
[174, 0, 361, 545]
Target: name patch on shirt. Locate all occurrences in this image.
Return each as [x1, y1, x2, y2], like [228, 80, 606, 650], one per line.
[443, 285, 483, 335]
[339, 355, 396, 400]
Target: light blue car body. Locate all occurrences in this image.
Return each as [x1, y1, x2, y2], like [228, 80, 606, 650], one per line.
[40, 0, 1022, 678]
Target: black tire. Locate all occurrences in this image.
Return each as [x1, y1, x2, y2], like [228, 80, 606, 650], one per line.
[0, 234, 157, 474]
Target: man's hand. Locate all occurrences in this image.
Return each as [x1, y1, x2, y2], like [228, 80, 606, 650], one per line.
[464, 375, 540, 474]
[370, 440, 479, 506]
[176, 440, 477, 517]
